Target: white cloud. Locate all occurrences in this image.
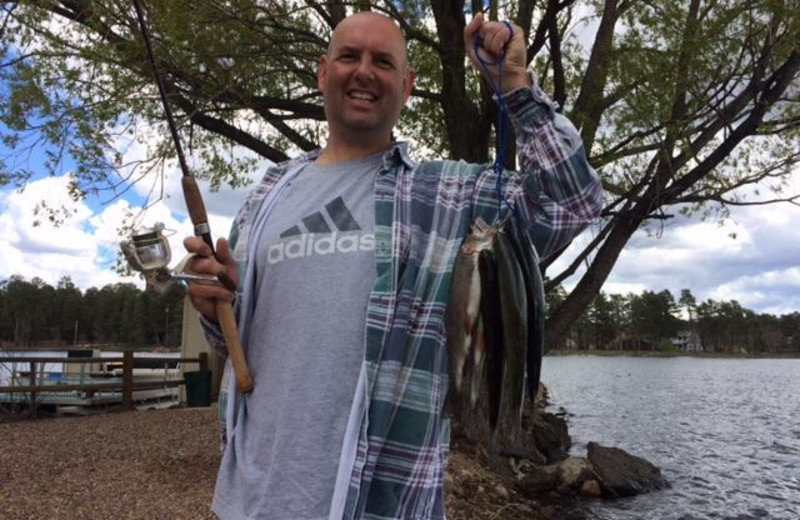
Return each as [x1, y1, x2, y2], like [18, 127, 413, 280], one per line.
[0, 173, 254, 291]
[0, 177, 109, 288]
[597, 191, 800, 314]
[542, 162, 800, 316]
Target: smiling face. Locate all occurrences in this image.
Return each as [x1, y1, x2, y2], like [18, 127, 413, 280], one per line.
[318, 13, 415, 148]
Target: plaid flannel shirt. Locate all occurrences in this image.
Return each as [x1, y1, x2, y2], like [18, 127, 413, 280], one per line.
[201, 82, 603, 519]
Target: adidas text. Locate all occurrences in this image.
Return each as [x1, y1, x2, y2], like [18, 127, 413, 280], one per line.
[267, 232, 375, 264]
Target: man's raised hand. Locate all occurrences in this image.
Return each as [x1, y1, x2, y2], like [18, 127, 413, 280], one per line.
[464, 12, 531, 93]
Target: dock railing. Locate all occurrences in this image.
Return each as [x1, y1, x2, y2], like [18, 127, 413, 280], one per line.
[0, 352, 208, 416]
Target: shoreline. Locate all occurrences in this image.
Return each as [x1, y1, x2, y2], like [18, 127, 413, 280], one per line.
[548, 349, 800, 359]
[0, 407, 561, 519]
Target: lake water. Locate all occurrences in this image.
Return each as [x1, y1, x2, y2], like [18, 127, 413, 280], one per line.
[542, 355, 800, 520]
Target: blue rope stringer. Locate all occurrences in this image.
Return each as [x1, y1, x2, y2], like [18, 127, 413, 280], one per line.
[474, 21, 520, 221]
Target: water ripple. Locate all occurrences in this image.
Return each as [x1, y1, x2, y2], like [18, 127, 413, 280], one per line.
[543, 356, 800, 520]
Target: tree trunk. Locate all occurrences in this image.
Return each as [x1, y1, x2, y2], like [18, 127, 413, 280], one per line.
[431, 0, 492, 163]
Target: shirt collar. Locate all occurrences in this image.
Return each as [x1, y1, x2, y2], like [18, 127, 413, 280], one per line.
[288, 142, 414, 172]
[382, 141, 415, 171]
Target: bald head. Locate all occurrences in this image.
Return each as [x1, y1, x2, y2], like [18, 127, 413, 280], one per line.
[316, 9, 416, 158]
[328, 12, 409, 68]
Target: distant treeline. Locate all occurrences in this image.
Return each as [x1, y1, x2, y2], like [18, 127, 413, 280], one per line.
[552, 288, 800, 354]
[0, 275, 185, 348]
[2, 275, 798, 355]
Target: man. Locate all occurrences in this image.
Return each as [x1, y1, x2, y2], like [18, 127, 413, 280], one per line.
[185, 11, 602, 520]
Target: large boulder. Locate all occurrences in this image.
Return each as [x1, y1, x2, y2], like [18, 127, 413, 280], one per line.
[587, 442, 670, 497]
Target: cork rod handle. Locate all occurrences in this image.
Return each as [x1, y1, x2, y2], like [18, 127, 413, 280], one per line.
[216, 301, 254, 393]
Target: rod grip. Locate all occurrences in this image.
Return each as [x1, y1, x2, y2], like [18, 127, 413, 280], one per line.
[182, 176, 209, 229]
[215, 300, 254, 394]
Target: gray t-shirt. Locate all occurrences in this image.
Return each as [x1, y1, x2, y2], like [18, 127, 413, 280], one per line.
[212, 155, 380, 520]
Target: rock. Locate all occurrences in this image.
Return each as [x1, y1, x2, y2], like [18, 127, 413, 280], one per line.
[516, 464, 560, 494]
[494, 484, 510, 500]
[558, 457, 595, 489]
[530, 411, 571, 464]
[517, 456, 599, 498]
[587, 442, 670, 497]
[579, 479, 602, 497]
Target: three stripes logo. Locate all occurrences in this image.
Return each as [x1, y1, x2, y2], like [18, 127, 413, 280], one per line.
[267, 196, 375, 264]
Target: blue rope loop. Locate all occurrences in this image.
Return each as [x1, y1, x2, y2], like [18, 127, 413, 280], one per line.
[474, 21, 519, 221]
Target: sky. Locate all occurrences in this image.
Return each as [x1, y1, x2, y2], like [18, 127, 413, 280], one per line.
[1, 7, 798, 317]
[2, 145, 799, 316]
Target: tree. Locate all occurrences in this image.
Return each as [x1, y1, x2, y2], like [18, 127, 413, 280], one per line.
[54, 276, 82, 343]
[1, 1, 798, 347]
[587, 291, 619, 348]
[0, 275, 187, 346]
[3, 275, 39, 345]
[607, 292, 629, 349]
[679, 288, 697, 325]
[779, 312, 800, 352]
[628, 289, 680, 346]
[81, 287, 99, 343]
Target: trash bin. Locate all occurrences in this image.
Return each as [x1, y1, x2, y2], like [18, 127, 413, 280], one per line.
[184, 370, 211, 407]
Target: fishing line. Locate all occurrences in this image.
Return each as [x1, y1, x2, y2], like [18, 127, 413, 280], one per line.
[474, 21, 518, 220]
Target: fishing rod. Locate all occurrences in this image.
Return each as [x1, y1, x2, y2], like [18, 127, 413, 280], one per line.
[129, 0, 254, 393]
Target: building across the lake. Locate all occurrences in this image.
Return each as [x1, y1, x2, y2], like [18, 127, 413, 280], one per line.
[673, 329, 703, 352]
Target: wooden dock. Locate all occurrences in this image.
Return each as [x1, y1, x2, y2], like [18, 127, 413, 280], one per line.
[0, 351, 209, 417]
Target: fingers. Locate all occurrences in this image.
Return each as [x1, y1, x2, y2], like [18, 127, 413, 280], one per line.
[465, 13, 516, 62]
[464, 13, 530, 93]
[464, 11, 484, 46]
[216, 237, 236, 267]
[182, 235, 239, 322]
[184, 235, 212, 257]
[186, 279, 235, 305]
[186, 281, 234, 323]
[482, 22, 515, 57]
[183, 236, 232, 276]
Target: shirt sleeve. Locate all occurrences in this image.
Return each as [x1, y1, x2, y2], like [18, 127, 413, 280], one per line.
[502, 77, 604, 259]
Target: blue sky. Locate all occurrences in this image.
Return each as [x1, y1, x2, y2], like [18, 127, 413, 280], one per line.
[2, 123, 800, 317]
[1, 8, 798, 316]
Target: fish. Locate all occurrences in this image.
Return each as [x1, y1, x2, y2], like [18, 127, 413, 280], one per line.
[446, 215, 546, 437]
[445, 218, 497, 396]
[507, 217, 545, 402]
[478, 248, 504, 431]
[493, 224, 528, 427]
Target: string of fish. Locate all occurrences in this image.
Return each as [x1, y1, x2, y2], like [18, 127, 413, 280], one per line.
[444, 22, 545, 444]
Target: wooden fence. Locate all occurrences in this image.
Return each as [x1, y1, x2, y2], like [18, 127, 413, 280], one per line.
[0, 352, 208, 416]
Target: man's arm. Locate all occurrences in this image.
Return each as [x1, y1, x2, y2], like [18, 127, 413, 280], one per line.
[465, 13, 603, 259]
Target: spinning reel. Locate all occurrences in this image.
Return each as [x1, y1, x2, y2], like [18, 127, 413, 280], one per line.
[120, 223, 218, 293]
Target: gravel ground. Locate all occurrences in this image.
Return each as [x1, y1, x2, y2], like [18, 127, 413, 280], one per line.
[0, 408, 219, 520]
[0, 407, 550, 520]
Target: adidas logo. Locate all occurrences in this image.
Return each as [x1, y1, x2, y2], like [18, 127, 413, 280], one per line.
[267, 196, 374, 264]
